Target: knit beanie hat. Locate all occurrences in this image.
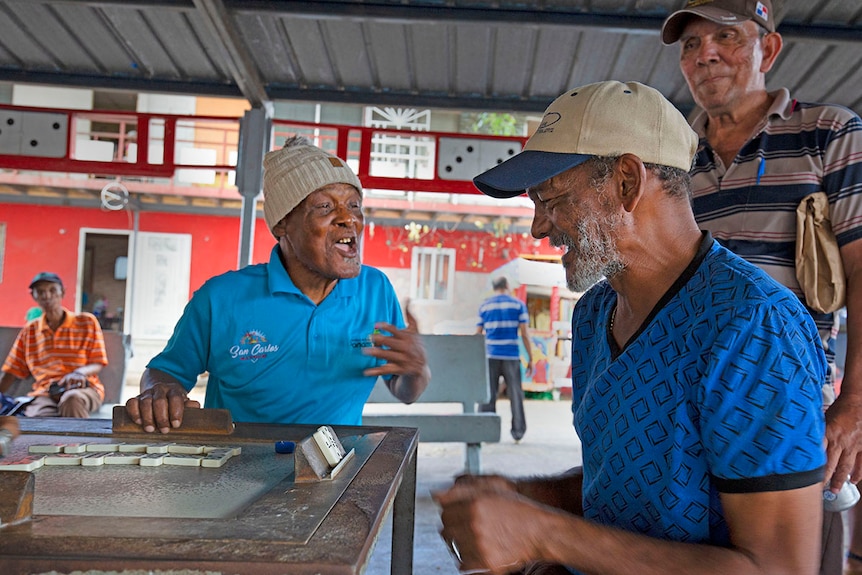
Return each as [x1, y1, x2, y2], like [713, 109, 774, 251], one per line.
[262, 136, 363, 233]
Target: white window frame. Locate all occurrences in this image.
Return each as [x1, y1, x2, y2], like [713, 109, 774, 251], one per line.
[364, 106, 435, 180]
[410, 247, 456, 303]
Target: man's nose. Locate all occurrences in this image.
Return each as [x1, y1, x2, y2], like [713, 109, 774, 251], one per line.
[695, 38, 721, 65]
[530, 210, 551, 240]
[334, 204, 363, 226]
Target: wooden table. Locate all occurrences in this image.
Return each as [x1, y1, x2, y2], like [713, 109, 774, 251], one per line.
[0, 416, 418, 575]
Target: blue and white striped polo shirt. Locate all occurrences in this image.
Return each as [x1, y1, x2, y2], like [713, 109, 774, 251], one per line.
[477, 293, 529, 360]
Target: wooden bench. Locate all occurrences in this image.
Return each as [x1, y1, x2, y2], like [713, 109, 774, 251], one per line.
[0, 325, 130, 407]
[362, 334, 500, 474]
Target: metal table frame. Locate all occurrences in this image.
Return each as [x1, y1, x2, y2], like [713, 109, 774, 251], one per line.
[0, 417, 418, 575]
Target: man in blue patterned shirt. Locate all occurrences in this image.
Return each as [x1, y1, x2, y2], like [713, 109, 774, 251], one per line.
[434, 81, 827, 575]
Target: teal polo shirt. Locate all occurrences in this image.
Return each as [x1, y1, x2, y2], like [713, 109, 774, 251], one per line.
[147, 245, 404, 425]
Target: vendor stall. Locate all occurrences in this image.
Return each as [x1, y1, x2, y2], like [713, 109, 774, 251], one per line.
[490, 257, 581, 396]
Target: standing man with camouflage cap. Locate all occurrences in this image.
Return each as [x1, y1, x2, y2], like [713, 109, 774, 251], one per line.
[435, 81, 827, 575]
[126, 136, 429, 433]
[662, 2, 862, 572]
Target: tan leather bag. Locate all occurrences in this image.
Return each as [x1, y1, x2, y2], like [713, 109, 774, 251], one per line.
[796, 192, 846, 314]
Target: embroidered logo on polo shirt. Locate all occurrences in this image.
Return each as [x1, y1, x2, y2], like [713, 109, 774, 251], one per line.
[350, 328, 381, 348]
[229, 330, 279, 362]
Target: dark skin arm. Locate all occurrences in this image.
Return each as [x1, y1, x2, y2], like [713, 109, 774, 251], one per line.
[449, 466, 584, 515]
[825, 239, 862, 490]
[435, 469, 821, 575]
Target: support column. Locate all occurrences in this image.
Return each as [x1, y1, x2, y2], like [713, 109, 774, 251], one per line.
[235, 105, 272, 269]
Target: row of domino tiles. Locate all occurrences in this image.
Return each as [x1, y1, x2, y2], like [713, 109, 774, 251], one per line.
[0, 442, 242, 471]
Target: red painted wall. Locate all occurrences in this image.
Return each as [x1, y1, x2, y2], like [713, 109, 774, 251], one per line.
[1, 202, 560, 327]
[0, 203, 276, 326]
[362, 222, 559, 272]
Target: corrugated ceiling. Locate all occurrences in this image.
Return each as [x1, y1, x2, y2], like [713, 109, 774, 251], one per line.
[0, 0, 859, 115]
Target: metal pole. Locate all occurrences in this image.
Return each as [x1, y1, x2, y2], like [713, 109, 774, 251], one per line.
[236, 105, 272, 269]
[127, 208, 139, 338]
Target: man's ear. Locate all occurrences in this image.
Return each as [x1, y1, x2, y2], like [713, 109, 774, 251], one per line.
[271, 218, 287, 239]
[760, 32, 783, 73]
[616, 154, 646, 213]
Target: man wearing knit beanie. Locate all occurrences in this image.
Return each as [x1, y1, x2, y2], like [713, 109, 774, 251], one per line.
[126, 136, 430, 432]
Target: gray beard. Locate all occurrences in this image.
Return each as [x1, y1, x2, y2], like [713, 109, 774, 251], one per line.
[557, 213, 624, 292]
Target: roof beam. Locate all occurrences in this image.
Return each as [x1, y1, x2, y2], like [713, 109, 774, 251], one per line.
[231, 1, 862, 45]
[192, 0, 270, 106]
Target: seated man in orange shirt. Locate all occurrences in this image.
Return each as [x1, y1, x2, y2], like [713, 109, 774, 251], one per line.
[0, 272, 107, 418]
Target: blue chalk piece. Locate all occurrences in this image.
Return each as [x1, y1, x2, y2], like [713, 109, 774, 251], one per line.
[275, 441, 295, 454]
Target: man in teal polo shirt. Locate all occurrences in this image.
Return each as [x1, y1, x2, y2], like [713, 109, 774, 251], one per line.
[126, 136, 430, 433]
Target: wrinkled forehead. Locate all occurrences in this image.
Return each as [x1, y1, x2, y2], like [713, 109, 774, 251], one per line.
[527, 163, 591, 200]
[680, 15, 760, 37]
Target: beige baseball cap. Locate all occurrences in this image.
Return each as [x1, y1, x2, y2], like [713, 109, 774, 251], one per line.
[473, 81, 698, 198]
[263, 136, 363, 233]
[662, 0, 775, 45]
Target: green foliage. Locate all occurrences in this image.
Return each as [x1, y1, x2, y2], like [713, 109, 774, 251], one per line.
[469, 112, 520, 136]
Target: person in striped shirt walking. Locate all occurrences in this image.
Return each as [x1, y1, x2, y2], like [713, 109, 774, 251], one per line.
[476, 276, 533, 442]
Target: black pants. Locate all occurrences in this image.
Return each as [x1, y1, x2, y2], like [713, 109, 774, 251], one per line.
[480, 358, 526, 441]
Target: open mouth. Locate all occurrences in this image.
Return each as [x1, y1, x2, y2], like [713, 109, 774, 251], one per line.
[334, 236, 358, 256]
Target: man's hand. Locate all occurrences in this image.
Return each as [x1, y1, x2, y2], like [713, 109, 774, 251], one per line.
[452, 473, 520, 495]
[824, 391, 862, 490]
[125, 382, 200, 434]
[57, 370, 89, 390]
[362, 307, 431, 402]
[433, 480, 551, 574]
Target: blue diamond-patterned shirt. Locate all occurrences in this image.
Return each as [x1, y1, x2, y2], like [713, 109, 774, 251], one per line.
[571, 233, 826, 546]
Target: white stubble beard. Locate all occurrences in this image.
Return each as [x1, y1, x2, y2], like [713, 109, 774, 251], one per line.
[557, 209, 625, 292]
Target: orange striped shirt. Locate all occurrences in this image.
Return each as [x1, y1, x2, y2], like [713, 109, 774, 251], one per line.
[1, 309, 107, 400]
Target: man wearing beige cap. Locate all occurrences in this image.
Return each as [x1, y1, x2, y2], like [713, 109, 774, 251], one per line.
[126, 136, 429, 433]
[435, 81, 827, 575]
[662, 2, 862, 572]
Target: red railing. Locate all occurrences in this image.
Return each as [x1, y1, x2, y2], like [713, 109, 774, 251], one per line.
[0, 104, 526, 196]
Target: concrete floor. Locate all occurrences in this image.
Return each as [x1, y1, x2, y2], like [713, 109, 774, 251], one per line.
[365, 397, 583, 575]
